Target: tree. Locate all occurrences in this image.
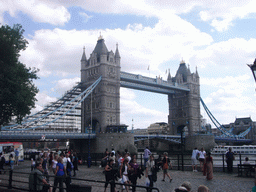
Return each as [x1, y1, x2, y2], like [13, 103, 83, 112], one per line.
[0, 24, 39, 126]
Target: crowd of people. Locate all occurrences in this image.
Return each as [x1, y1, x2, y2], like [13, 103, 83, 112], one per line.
[101, 147, 211, 192]
[29, 149, 79, 192]
[23, 146, 253, 192]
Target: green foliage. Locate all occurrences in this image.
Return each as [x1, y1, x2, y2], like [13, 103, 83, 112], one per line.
[0, 24, 39, 126]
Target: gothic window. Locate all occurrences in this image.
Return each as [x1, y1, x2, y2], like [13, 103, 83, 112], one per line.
[97, 57, 100, 63]
[107, 115, 110, 125]
[113, 115, 116, 123]
[110, 58, 113, 62]
[107, 102, 110, 108]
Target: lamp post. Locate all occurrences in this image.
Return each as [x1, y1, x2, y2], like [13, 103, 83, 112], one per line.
[248, 58, 256, 83]
[88, 125, 92, 168]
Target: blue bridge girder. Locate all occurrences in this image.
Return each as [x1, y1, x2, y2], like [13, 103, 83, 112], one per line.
[134, 134, 184, 144]
[0, 132, 96, 141]
[120, 72, 190, 94]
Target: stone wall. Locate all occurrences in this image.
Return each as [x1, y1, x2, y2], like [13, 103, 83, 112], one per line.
[96, 133, 136, 153]
[185, 135, 216, 151]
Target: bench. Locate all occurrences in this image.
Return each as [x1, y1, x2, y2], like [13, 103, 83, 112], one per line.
[237, 164, 255, 177]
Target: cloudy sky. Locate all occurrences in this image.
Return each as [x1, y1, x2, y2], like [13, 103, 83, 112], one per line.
[2, 0, 256, 130]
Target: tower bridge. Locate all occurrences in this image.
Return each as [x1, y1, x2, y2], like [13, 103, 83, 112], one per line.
[1, 36, 253, 152]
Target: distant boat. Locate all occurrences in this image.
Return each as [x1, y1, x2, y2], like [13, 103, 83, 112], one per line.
[211, 145, 256, 155]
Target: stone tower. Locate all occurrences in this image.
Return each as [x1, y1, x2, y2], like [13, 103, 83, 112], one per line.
[168, 60, 201, 136]
[80, 36, 121, 133]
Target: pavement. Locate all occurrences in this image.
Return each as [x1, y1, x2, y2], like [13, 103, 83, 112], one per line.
[0, 160, 254, 192]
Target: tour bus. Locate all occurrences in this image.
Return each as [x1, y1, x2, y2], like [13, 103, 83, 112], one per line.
[0, 142, 24, 162]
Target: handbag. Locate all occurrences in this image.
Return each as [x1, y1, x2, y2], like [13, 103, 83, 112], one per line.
[145, 177, 150, 187]
[163, 163, 168, 170]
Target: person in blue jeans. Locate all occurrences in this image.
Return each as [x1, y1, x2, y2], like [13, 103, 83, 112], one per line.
[53, 157, 65, 192]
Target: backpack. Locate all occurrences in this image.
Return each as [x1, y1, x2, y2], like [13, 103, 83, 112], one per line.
[67, 160, 74, 170]
[42, 158, 47, 169]
[0, 156, 5, 164]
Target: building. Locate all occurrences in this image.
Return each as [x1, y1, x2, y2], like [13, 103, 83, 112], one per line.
[147, 122, 169, 134]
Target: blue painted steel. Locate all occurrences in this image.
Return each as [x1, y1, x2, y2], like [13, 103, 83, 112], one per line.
[120, 72, 190, 93]
[1, 76, 102, 131]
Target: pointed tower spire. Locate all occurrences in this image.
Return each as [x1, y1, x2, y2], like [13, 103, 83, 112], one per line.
[167, 69, 172, 83]
[81, 46, 87, 61]
[115, 43, 120, 58]
[187, 64, 191, 75]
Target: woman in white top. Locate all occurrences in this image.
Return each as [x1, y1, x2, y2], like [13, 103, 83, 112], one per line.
[198, 148, 206, 172]
[52, 153, 58, 174]
[120, 158, 130, 192]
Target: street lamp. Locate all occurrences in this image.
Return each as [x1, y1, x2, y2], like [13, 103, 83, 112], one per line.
[248, 58, 256, 82]
[88, 125, 92, 168]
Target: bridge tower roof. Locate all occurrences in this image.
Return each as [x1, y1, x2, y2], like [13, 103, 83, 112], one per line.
[93, 35, 108, 55]
[175, 60, 190, 82]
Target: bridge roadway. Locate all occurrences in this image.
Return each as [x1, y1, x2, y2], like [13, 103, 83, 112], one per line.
[0, 132, 253, 144]
[0, 160, 253, 191]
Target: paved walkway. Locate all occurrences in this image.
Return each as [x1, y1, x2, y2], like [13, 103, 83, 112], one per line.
[0, 161, 254, 192]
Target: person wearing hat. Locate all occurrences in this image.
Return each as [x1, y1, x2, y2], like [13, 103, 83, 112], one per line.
[174, 181, 192, 192]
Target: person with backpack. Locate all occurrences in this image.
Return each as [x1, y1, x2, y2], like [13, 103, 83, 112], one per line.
[41, 152, 49, 182]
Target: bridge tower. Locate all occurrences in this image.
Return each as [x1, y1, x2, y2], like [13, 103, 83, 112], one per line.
[80, 35, 121, 133]
[168, 60, 201, 136]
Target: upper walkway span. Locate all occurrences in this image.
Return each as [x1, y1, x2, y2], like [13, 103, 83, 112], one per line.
[120, 72, 190, 94]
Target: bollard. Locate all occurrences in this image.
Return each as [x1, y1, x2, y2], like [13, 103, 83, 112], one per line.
[8, 170, 13, 189]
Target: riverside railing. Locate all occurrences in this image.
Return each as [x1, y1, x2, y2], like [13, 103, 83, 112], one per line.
[0, 169, 160, 192]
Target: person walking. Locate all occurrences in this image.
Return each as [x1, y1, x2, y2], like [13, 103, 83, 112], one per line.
[53, 157, 65, 192]
[226, 147, 235, 173]
[63, 152, 72, 189]
[145, 155, 155, 192]
[104, 159, 116, 192]
[204, 152, 213, 180]
[129, 158, 140, 192]
[120, 158, 130, 192]
[191, 147, 199, 172]
[198, 148, 206, 172]
[144, 147, 151, 168]
[72, 152, 78, 176]
[14, 148, 19, 166]
[162, 152, 173, 182]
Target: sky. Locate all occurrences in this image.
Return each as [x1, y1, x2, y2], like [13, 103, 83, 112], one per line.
[1, 0, 256, 130]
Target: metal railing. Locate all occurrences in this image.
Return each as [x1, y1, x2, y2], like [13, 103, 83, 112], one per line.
[0, 169, 160, 192]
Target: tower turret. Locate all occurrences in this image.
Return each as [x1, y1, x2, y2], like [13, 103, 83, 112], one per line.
[115, 43, 121, 65]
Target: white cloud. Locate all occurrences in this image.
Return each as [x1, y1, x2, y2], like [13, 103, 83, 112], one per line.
[0, 0, 70, 25]
[79, 12, 93, 22]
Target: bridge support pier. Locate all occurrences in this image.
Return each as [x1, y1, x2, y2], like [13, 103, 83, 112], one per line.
[71, 133, 136, 154]
[185, 135, 216, 151]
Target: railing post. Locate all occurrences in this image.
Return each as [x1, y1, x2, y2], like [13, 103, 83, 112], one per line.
[222, 154, 225, 172]
[239, 154, 242, 165]
[177, 154, 180, 170]
[8, 170, 13, 189]
[141, 153, 143, 168]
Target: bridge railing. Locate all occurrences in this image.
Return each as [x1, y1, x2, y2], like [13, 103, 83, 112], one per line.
[0, 169, 160, 192]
